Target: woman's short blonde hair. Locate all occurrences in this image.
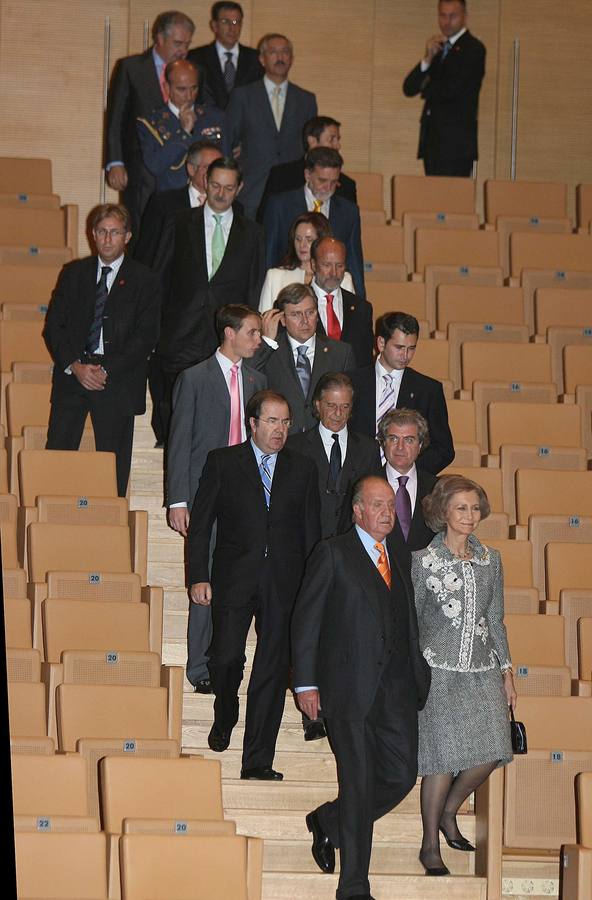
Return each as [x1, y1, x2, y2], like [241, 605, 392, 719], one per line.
[422, 475, 491, 533]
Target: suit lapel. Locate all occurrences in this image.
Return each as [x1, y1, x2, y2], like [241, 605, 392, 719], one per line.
[141, 49, 164, 110]
[102, 256, 135, 340]
[345, 529, 388, 628]
[212, 214, 242, 282]
[241, 363, 260, 404]
[397, 367, 417, 408]
[206, 355, 230, 418]
[255, 80, 277, 132]
[310, 429, 330, 482]
[278, 336, 304, 392]
[237, 441, 267, 502]
[236, 44, 250, 80]
[309, 334, 334, 397]
[187, 206, 207, 271]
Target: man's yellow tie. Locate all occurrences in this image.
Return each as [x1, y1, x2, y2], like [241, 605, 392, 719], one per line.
[312, 199, 323, 213]
[374, 542, 391, 589]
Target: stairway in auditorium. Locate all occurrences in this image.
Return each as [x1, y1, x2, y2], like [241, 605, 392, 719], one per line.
[129, 407, 557, 900]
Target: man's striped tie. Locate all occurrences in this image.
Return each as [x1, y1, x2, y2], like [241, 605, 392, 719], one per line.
[377, 373, 395, 424]
[260, 454, 272, 508]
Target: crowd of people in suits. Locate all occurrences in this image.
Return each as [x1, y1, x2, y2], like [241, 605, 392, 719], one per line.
[41, 4, 515, 900]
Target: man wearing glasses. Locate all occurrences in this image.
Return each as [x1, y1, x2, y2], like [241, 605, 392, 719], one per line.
[253, 283, 355, 433]
[188, 2, 263, 111]
[44, 204, 160, 496]
[187, 389, 320, 780]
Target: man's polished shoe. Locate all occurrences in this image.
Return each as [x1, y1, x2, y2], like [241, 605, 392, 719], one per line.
[419, 850, 449, 876]
[207, 722, 231, 752]
[439, 825, 475, 852]
[193, 679, 213, 694]
[303, 720, 326, 742]
[240, 766, 283, 780]
[306, 810, 335, 874]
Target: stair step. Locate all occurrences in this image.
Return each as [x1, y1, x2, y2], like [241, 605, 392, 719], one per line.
[186, 693, 306, 725]
[184, 722, 328, 754]
[261, 872, 486, 899]
[223, 780, 429, 816]
[199, 748, 338, 781]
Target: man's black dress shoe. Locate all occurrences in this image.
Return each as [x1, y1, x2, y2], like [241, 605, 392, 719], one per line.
[419, 851, 449, 876]
[193, 679, 213, 694]
[304, 720, 326, 741]
[306, 810, 335, 874]
[439, 825, 475, 852]
[208, 722, 231, 752]
[240, 766, 283, 780]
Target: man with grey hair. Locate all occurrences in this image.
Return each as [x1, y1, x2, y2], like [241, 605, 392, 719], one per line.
[378, 407, 436, 552]
[226, 33, 317, 218]
[106, 10, 196, 236]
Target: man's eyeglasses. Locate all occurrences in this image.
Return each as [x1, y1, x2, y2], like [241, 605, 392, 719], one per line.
[95, 228, 126, 239]
[285, 309, 317, 321]
[255, 416, 292, 428]
[219, 17, 242, 25]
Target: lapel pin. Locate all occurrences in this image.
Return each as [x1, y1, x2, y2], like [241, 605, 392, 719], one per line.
[323, 346, 328, 353]
[350, 305, 355, 310]
[410, 392, 415, 399]
[118, 279, 125, 286]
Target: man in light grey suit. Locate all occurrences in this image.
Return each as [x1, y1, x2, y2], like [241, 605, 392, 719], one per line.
[167, 304, 267, 691]
[255, 283, 355, 433]
[226, 33, 317, 218]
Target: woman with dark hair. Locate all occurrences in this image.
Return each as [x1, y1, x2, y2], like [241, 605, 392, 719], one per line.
[259, 211, 354, 311]
[411, 475, 516, 876]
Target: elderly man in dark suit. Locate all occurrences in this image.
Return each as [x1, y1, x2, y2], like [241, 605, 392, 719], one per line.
[292, 476, 431, 900]
[402, 0, 486, 177]
[105, 10, 195, 236]
[43, 204, 160, 497]
[254, 283, 355, 434]
[153, 156, 265, 440]
[257, 115, 357, 221]
[263, 147, 365, 298]
[166, 304, 266, 693]
[310, 236, 373, 367]
[378, 408, 436, 553]
[226, 33, 317, 219]
[350, 311, 455, 474]
[187, 2, 263, 111]
[187, 390, 320, 780]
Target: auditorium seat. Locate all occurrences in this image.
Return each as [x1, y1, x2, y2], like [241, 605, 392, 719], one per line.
[579, 619, 592, 684]
[348, 171, 384, 211]
[0, 449, 8, 493]
[391, 174, 476, 222]
[436, 284, 526, 332]
[563, 345, 592, 459]
[0, 205, 70, 247]
[407, 336, 453, 397]
[545, 543, 590, 606]
[403, 209, 479, 272]
[119, 832, 263, 900]
[2, 301, 49, 320]
[0, 260, 61, 304]
[414, 226, 500, 276]
[366, 280, 427, 324]
[12, 753, 93, 820]
[509, 232, 592, 283]
[6, 648, 41, 682]
[504, 613, 571, 696]
[0, 157, 53, 194]
[576, 183, 592, 232]
[561, 771, 592, 900]
[534, 287, 592, 336]
[11, 360, 53, 384]
[3, 567, 32, 648]
[0, 319, 51, 422]
[8, 680, 46, 737]
[515, 469, 592, 527]
[448, 323, 530, 393]
[484, 179, 569, 225]
[500, 444, 587, 528]
[559, 593, 592, 683]
[0, 244, 72, 265]
[486, 538, 539, 614]
[548, 330, 592, 394]
[15, 831, 108, 899]
[521, 270, 592, 335]
[487, 401, 582, 462]
[362, 223, 407, 282]
[0, 191, 60, 210]
[446, 399, 481, 466]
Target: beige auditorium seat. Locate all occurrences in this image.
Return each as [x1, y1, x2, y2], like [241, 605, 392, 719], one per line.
[545, 542, 590, 606]
[366, 280, 427, 324]
[436, 284, 526, 332]
[11, 735, 55, 755]
[448, 323, 530, 393]
[0, 157, 53, 194]
[563, 344, 592, 459]
[579, 618, 592, 683]
[6, 648, 41, 682]
[348, 171, 384, 211]
[498, 217, 572, 280]
[548, 329, 592, 394]
[486, 538, 539, 613]
[403, 209, 479, 273]
[503, 696, 592, 851]
[576, 183, 592, 232]
[3, 567, 32, 649]
[391, 174, 476, 223]
[0, 205, 68, 247]
[0, 260, 60, 304]
[12, 752, 93, 821]
[408, 336, 453, 398]
[560, 593, 592, 683]
[2, 301, 49, 320]
[522, 270, 592, 336]
[487, 401, 582, 461]
[0, 319, 51, 419]
[534, 287, 592, 336]
[0, 244, 72, 265]
[119, 833, 263, 900]
[509, 232, 592, 283]
[0, 491, 18, 567]
[440, 464, 508, 539]
[15, 831, 108, 899]
[0, 449, 8, 492]
[362, 223, 407, 282]
[504, 613, 571, 696]
[12, 360, 53, 384]
[0, 191, 60, 210]
[8, 680, 46, 737]
[99, 756, 223, 833]
[446, 399, 481, 466]
[561, 771, 592, 900]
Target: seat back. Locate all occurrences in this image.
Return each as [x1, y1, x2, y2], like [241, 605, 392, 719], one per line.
[12, 753, 90, 816]
[546, 543, 592, 604]
[461, 341, 552, 390]
[348, 171, 383, 210]
[510, 233, 592, 279]
[486, 539, 534, 587]
[6, 381, 51, 435]
[437, 284, 526, 330]
[416, 228, 500, 274]
[100, 756, 223, 833]
[560, 591, 592, 678]
[27, 523, 132, 582]
[441, 465, 504, 513]
[577, 771, 592, 847]
[0, 205, 66, 248]
[362, 224, 405, 263]
[516, 469, 592, 524]
[366, 280, 427, 323]
[446, 399, 477, 444]
[0, 319, 50, 371]
[505, 613, 565, 666]
[119, 833, 250, 900]
[576, 183, 592, 231]
[578, 618, 592, 682]
[43, 599, 150, 663]
[46, 570, 142, 602]
[450, 324, 530, 391]
[7, 648, 41, 682]
[409, 337, 451, 384]
[15, 831, 108, 899]
[56, 683, 169, 751]
[535, 287, 592, 334]
[0, 261, 60, 303]
[18, 449, 117, 507]
[0, 157, 53, 194]
[392, 174, 475, 220]
[61, 649, 161, 687]
[36, 494, 128, 527]
[488, 403, 582, 455]
[484, 179, 568, 224]
[8, 681, 46, 736]
[564, 345, 592, 394]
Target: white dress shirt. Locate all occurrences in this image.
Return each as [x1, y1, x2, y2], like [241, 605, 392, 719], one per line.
[203, 202, 234, 278]
[312, 280, 343, 333]
[188, 184, 205, 207]
[318, 422, 348, 462]
[304, 183, 331, 217]
[263, 75, 287, 124]
[384, 461, 418, 513]
[375, 356, 404, 428]
[286, 332, 316, 369]
[216, 40, 239, 70]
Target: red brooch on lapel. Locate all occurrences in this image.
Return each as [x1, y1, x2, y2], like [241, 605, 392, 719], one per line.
[118, 279, 125, 286]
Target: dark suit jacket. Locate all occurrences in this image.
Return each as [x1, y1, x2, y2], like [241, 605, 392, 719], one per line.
[382, 464, 436, 553]
[349, 365, 455, 475]
[402, 30, 486, 164]
[134, 187, 191, 267]
[257, 156, 357, 222]
[252, 333, 356, 433]
[263, 188, 365, 298]
[226, 80, 317, 216]
[287, 426, 382, 538]
[291, 527, 431, 719]
[43, 256, 160, 416]
[187, 42, 264, 110]
[154, 205, 265, 372]
[166, 354, 266, 508]
[187, 440, 320, 606]
[315, 287, 373, 368]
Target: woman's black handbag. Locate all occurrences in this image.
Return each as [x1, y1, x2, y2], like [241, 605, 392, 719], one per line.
[510, 707, 527, 754]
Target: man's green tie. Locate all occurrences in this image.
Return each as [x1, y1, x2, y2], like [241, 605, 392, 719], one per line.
[211, 213, 225, 279]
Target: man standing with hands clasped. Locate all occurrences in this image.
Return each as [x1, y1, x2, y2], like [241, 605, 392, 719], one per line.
[292, 476, 431, 900]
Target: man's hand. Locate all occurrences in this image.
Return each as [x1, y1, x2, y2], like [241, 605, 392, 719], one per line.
[261, 308, 282, 340]
[179, 104, 197, 134]
[425, 34, 445, 64]
[190, 582, 212, 606]
[168, 506, 189, 537]
[106, 165, 128, 191]
[71, 362, 107, 391]
[296, 689, 320, 721]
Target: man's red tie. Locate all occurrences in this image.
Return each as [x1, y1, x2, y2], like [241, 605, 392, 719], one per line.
[325, 294, 342, 340]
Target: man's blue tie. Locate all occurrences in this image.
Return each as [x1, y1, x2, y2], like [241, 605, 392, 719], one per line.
[441, 39, 453, 60]
[296, 345, 312, 397]
[86, 265, 112, 353]
[260, 454, 272, 508]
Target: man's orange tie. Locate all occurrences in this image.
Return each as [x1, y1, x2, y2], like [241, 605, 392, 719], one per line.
[374, 542, 391, 588]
